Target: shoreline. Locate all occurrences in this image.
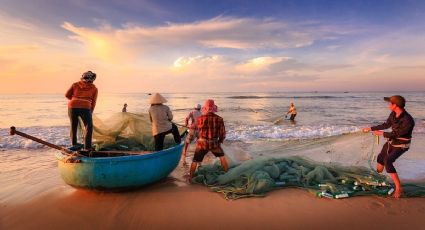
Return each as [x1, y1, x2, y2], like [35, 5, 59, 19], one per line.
[2, 178, 425, 230]
[2, 132, 425, 229]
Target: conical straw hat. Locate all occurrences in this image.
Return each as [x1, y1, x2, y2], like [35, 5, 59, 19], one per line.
[150, 93, 168, 104]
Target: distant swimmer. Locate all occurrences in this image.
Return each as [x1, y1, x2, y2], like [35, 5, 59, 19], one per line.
[65, 71, 98, 151]
[122, 103, 128, 112]
[286, 102, 297, 121]
[363, 95, 415, 198]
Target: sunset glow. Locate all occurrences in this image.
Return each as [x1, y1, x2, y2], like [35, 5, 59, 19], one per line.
[1, 0, 424, 93]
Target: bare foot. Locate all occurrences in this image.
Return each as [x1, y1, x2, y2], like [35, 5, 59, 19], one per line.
[392, 189, 403, 199]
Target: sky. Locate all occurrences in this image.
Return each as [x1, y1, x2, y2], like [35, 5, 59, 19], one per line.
[0, 0, 425, 93]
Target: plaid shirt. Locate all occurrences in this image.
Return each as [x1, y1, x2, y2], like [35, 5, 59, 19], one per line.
[196, 112, 226, 149]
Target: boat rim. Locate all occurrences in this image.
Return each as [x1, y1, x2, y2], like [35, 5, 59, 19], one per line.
[56, 142, 184, 163]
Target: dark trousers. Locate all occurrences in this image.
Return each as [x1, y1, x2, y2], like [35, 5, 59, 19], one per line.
[68, 108, 93, 149]
[154, 124, 181, 151]
[289, 114, 297, 120]
[377, 142, 408, 173]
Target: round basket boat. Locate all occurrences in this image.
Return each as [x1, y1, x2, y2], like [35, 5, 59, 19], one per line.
[55, 143, 184, 189]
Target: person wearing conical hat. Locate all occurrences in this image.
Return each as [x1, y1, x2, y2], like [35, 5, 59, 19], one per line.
[181, 104, 202, 165]
[65, 71, 98, 151]
[189, 99, 228, 182]
[148, 93, 181, 151]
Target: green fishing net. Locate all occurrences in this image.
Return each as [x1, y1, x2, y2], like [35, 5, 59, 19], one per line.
[193, 156, 425, 200]
[91, 112, 183, 151]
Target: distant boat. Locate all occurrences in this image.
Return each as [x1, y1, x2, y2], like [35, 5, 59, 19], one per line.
[148, 93, 152, 95]
[344, 91, 349, 93]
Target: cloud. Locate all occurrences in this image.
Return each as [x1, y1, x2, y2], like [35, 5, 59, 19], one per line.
[170, 55, 323, 85]
[61, 16, 355, 61]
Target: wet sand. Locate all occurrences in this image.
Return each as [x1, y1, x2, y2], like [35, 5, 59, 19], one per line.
[2, 135, 425, 230]
[2, 177, 425, 230]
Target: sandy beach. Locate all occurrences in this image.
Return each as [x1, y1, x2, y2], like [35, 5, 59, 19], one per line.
[2, 145, 425, 230]
[2, 173, 425, 230]
[1, 92, 425, 229]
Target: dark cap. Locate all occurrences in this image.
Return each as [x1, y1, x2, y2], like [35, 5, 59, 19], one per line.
[384, 95, 406, 108]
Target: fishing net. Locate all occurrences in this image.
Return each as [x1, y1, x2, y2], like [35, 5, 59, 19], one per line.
[90, 112, 183, 151]
[193, 156, 425, 200]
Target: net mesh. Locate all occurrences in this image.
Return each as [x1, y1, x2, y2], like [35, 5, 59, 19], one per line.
[86, 113, 425, 199]
[91, 112, 182, 151]
[193, 155, 425, 200]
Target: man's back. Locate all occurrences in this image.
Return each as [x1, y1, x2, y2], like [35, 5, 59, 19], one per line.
[149, 104, 173, 136]
[197, 112, 225, 142]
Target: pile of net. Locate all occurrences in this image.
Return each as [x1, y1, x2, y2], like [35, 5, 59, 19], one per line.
[192, 156, 425, 200]
[90, 112, 183, 151]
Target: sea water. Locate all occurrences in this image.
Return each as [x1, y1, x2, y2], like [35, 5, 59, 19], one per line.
[1, 92, 425, 182]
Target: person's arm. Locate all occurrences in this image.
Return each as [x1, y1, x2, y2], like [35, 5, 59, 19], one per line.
[91, 88, 98, 112]
[219, 119, 226, 143]
[286, 107, 292, 115]
[184, 113, 190, 127]
[65, 84, 74, 100]
[370, 114, 392, 131]
[167, 107, 173, 121]
[383, 118, 414, 139]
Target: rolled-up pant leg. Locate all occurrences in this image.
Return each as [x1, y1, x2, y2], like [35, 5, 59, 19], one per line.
[171, 124, 181, 144]
[68, 108, 79, 146]
[154, 132, 166, 151]
[377, 142, 407, 173]
[79, 109, 93, 149]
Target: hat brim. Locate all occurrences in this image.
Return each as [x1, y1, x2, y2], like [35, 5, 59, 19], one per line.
[384, 97, 391, 102]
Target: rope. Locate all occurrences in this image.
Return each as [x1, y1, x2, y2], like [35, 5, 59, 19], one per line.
[172, 122, 188, 128]
[368, 134, 380, 172]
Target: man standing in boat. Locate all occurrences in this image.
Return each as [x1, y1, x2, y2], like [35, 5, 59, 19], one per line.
[189, 99, 229, 182]
[65, 71, 98, 151]
[149, 93, 181, 151]
[363, 95, 415, 198]
[181, 104, 202, 165]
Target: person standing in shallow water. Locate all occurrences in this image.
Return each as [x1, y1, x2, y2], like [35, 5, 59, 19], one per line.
[363, 95, 415, 198]
[189, 99, 229, 182]
[65, 71, 98, 151]
[122, 103, 128, 112]
[148, 93, 181, 151]
[286, 102, 297, 121]
[181, 104, 202, 165]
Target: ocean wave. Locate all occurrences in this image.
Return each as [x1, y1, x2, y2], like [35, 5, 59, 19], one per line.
[0, 126, 69, 150]
[226, 124, 361, 141]
[227, 95, 360, 99]
[2, 122, 424, 149]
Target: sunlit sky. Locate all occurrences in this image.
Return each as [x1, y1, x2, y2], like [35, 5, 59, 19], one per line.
[1, 0, 424, 93]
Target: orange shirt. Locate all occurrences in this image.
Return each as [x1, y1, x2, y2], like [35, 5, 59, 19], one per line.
[65, 81, 98, 110]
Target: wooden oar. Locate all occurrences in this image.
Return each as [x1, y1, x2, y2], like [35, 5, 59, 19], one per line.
[10, 126, 73, 154]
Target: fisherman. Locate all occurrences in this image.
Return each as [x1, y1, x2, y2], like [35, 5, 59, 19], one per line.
[181, 104, 202, 165]
[148, 93, 181, 151]
[363, 95, 415, 198]
[286, 102, 297, 121]
[65, 71, 98, 151]
[122, 103, 128, 112]
[189, 99, 229, 182]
